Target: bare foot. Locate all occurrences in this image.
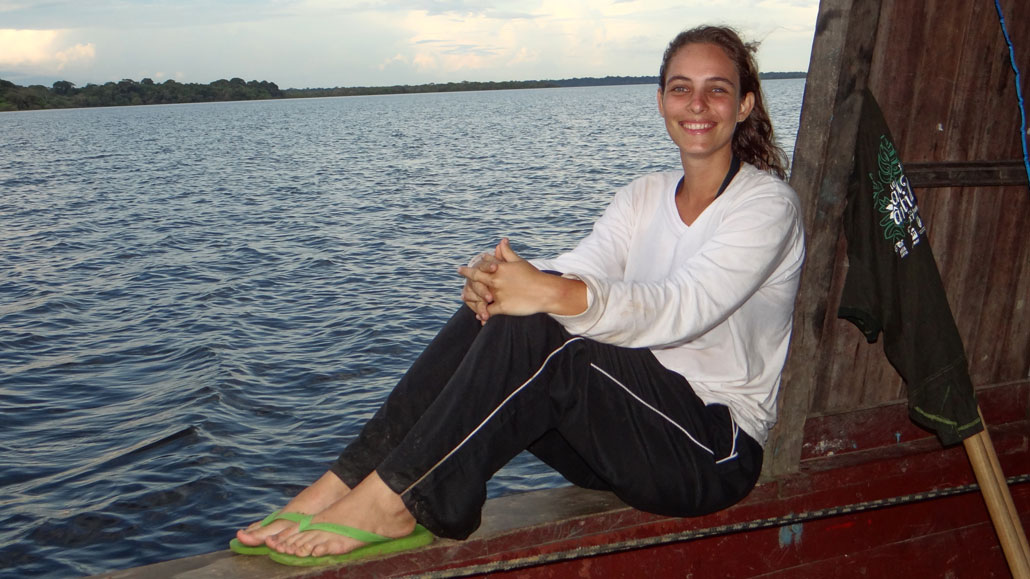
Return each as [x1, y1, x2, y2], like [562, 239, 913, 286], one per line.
[273, 471, 417, 558]
[235, 471, 351, 548]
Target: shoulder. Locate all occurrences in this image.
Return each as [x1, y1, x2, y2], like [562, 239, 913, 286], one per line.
[733, 164, 798, 200]
[710, 164, 805, 248]
[723, 163, 801, 217]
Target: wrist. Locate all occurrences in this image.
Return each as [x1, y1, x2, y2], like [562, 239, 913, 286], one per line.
[545, 274, 587, 316]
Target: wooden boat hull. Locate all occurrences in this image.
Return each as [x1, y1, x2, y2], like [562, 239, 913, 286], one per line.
[95, 382, 1028, 578]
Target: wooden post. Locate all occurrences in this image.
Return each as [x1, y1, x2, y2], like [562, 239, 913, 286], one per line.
[764, 0, 883, 479]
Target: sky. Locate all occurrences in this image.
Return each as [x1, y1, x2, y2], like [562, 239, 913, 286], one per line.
[0, 0, 820, 90]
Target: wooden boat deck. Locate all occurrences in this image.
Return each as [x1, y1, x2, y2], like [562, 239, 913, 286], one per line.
[92, 382, 1030, 578]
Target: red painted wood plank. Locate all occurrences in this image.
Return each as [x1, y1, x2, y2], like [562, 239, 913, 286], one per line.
[801, 381, 1028, 461]
[476, 482, 1030, 578]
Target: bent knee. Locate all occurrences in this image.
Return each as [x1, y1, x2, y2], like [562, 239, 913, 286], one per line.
[483, 313, 560, 336]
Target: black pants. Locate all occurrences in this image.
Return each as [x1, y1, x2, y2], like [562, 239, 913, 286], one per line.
[330, 307, 762, 539]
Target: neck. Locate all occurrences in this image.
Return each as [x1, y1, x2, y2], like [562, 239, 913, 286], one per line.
[678, 149, 734, 202]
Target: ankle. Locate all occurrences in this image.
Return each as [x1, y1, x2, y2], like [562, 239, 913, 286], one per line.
[357, 472, 417, 532]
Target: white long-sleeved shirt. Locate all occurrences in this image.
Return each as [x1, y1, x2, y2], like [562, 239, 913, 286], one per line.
[532, 164, 805, 445]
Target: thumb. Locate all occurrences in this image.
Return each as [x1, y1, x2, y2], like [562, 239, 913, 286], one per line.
[496, 238, 523, 262]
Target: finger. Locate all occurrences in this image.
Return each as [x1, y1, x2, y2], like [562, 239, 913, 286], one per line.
[473, 280, 493, 303]
[464, 289, 493, 309]
[463, 278, 488, 300]
[468, 292, 489, 320]
[496, 238, 522, 262]
[467, 252, 486, 269]
[457, 265, 483, 282]
[473, 253, 500, 271]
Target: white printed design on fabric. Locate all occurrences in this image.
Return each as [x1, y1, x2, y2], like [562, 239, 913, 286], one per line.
[870, 134, 926, 259]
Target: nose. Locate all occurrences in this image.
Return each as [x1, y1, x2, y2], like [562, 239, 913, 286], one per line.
[688, 92, 707, 113]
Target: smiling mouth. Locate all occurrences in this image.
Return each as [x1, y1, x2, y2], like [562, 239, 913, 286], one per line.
[680, 121, 714, 131]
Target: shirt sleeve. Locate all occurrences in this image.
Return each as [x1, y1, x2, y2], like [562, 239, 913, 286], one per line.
[551, 189, 802, 349]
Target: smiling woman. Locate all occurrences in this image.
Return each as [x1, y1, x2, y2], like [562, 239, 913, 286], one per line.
[658, 25, 788, 181]
[231, 24, 805, 567]
[0, 50, 809, 578]
[658, 42, 757, 224]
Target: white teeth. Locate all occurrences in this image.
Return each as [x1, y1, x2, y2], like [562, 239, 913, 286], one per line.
[682, 122, 712, 130]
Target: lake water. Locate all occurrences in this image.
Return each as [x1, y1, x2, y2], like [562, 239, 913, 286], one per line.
[0, 79, 805, 577]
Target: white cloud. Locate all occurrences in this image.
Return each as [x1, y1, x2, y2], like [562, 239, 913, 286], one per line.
[375, 0, 818, 83]
[507, 46, 537, 67]
[0, 29, 95, 71]
[378, 54, 408, 72]
[54, 41, 96, 70]
[0, 29, 57, 65]
[0, 1, 819, 88]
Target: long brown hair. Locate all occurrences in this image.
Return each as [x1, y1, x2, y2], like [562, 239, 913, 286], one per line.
[659, 26, 789, 180]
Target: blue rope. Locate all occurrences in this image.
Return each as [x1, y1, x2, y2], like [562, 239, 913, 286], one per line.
[994, 0, 1030, 191]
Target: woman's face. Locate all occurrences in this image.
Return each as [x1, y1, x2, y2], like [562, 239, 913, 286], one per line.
[657, 42, 754, 164]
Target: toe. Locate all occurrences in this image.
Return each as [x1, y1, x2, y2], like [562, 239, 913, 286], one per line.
[235, 529, 262, 546]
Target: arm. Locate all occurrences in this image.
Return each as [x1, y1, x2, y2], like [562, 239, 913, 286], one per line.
[557, 193, 803, 348]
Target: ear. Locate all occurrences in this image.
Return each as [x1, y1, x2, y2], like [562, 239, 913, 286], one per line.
[657, 88, 666, 118]
[737, 91, 755, 122]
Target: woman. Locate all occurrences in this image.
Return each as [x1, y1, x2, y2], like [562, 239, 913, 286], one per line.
[232, 24, 804, 566]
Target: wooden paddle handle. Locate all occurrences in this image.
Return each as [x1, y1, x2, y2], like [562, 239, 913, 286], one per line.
[964, 422, 1030, 579]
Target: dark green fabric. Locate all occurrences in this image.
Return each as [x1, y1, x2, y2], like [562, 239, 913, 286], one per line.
[837, 89, 982, 446]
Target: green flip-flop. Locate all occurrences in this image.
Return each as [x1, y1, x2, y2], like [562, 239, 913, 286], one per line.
[229, 510, 307, 555]
[268, 515, 434, 567]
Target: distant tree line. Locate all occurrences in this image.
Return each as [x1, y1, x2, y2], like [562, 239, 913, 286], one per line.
[0, 77, 283, 111]
[551, 72, 806, 87]
[0, 72, 805, 112]
[282, 79, 559, 99]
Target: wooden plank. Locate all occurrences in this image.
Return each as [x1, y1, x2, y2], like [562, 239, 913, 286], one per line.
[765, 0, 884, 479]
[972, 186, 1030, 384]
[482, 491, 1029, 578]
[905, 161, 1030, 188]
[801, 381, 1028, 462]
[753, 516, 1020, 579]
[959, 0, 1030, 166]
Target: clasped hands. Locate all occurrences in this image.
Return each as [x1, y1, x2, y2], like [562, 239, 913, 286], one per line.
[457, 238, 586, 324]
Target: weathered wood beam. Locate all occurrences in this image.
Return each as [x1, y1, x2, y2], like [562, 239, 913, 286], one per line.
[763, 0, 883, 479]
[906, 160, 1030, 188]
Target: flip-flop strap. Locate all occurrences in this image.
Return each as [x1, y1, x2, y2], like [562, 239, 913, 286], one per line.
[259, 510, 308, 527]
[296, 515, 391, 544]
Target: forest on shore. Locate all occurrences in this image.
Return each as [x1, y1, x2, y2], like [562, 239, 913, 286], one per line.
[0, 72, 806, 112]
